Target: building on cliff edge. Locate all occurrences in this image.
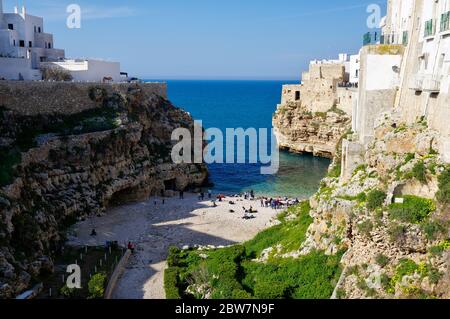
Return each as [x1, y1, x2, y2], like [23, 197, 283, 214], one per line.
[0, 0, 124, 82]
[342, 0, 450, 180]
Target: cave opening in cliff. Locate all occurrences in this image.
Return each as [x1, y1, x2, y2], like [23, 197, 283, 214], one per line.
[108, 186, 144, 207]
[164, 179, 176, 191]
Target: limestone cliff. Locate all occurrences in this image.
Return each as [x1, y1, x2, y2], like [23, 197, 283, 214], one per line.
[297, 117, 449, 299]
[273, 103, 351, 158]
[0, 85, 208, 298]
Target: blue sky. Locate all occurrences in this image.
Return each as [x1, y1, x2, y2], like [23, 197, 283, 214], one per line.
[4, 0, 386, 80]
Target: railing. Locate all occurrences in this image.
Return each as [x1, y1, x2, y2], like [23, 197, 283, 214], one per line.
[410, 74, 441, 92]
[441, 11, 450, 32]
[337, 82, 358, 89]
[363, 32, 408, 46]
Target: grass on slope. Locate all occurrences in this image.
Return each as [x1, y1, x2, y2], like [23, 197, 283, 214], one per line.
[165, 202, 344, 299]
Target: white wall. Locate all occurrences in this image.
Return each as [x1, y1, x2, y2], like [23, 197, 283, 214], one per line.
[0, 56, 40, 80]
[349, 54, 360, 84]
[365, 54, 402, 90]
[46, 59, 122, 82]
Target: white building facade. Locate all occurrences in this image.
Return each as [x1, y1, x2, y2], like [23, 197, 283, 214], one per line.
[0, 0, 124, 82]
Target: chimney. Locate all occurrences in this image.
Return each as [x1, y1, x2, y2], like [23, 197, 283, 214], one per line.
[21, 5, 26, 17]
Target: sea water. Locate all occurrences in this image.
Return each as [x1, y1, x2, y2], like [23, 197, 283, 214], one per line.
[163, 80, 331, 199]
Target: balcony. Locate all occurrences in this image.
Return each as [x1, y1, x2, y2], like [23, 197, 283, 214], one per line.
[363, 32, 408, 46]
[410, 74, 441, 92]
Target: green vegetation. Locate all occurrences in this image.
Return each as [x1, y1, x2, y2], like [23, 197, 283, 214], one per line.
[366, 190, 387, 211]
[421, 220, 446, 240]
[164, 267, 182, 299]
[436, 166, 450, 205]
[88, 273, 107, 299]
[314, 112, 327, 119]
[428, 240, 450, 256]
[404, 153, 415, 164]
[388, 196, 436, 224]
[337, 192, 367, 203]
[164, 202, 344, 299]
[407, 161, 427, 183]
[375, 254, 389, 268]
[328, 163, 341, 178]
[352, 164, 368, 177]
[60, 285, 81, 298]
[246, 202, 313, 255]
[357, 220, 373, 237]
[388, 224, 407, 243]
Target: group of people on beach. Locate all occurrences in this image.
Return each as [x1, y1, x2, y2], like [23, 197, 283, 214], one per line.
[260, 196, 300, 210]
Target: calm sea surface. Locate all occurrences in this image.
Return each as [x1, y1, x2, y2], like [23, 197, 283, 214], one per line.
[153, 80, 331, 199]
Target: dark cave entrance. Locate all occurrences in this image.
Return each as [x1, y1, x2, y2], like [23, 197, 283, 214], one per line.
[164, 179, 176, 191]
[108, 186, 144, 207]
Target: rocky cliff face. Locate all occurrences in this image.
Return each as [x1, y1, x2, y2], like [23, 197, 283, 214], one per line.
[273, 103, 351, 159]
[298, 118, 449, 299]
[0, 86, 208, 298]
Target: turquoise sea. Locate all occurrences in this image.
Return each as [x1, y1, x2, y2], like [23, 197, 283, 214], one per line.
[160, 80, 331, 199]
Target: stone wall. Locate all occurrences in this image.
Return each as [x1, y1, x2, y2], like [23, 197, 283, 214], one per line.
[0, 81, 167, 116]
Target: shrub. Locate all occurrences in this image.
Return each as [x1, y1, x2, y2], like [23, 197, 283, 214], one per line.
[253, 280, 289, 299]
[167, 246, 182, 267]
[421, 220, 446, 240]
[375, 254, 389, 268]
[40, 66, 73, 81]
[60, 285, 80, 299]
[404, 153, 415, 164]
[436, 166, 450, 205]
[366, 190, 387, 211]
[388, 224, 407, 243]
[410, 161, 427, 183]
[164, 267, 181, 299]
[357, 220, 373, 237]
[88, 273, 107, 299]
[388, 196, 436, 224]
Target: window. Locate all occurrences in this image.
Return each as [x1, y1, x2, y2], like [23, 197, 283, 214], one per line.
[19, 40, 25, 47]
[28, 41, 32, 48]
[34, 26, 37, 33]
[13, 40, 16, 46]
[8, 24, 14, 30]
[402, 31, 409, 45]
[441, 12, 450, 32]
[424, 19, 435, 37]
[38, 27, 41, 33]
[48, 43, 52, 49]
[295, 91, 300, 101]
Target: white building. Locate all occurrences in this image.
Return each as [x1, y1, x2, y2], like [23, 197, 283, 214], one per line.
[0, 0, 124, 82]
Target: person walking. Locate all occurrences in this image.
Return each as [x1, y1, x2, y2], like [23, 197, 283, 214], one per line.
[179, 191, 184, 200]
[208, 189, 212, 199]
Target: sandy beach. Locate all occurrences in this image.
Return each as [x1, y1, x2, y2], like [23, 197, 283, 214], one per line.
[67, 193, 281, 299]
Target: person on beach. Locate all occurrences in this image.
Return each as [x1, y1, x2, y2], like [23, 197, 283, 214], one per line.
[90, 229, 97, 237]
[208, 189, 212, 199]
[127, 242, 135, 253]
[201, 192, 205, 200]
[179, 191, 184, 200]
